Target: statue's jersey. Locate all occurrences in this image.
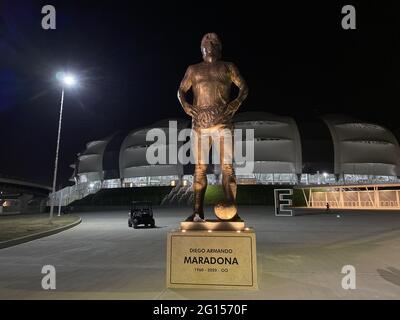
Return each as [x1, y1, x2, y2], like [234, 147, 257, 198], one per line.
[190, 61, 233, 128]
[191, 61, 231, 107]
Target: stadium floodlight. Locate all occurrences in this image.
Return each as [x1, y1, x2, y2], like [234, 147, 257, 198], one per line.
[49, 71, 79, 220]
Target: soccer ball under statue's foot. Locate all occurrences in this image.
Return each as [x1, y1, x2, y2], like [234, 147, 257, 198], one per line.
[214, 202, 241, 221]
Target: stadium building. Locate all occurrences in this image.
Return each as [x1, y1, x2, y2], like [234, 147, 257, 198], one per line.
[51, 112, 400, 209]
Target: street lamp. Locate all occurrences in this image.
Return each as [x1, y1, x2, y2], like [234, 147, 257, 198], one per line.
[49, 72, 77, 220]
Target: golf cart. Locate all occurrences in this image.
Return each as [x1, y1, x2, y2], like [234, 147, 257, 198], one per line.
[128, 201, 155, 229]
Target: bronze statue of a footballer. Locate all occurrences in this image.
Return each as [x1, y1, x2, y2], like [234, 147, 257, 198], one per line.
[178, 33, 248, 222]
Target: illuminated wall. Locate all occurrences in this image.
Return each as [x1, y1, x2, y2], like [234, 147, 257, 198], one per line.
[234, 112, 302, 175]
[305, 186, 400, 209]
[119, 119, 188, 181]
[323, 114, 400, 177]
[75, 134, 115, 183]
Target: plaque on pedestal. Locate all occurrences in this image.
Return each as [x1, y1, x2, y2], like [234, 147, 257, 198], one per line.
[166, 223, 257, 290]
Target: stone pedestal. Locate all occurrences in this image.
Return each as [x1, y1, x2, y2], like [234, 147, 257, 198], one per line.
[166, 222, 257, 290]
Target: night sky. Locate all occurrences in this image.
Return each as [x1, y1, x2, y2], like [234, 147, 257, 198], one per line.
[1, 0, 400, 186]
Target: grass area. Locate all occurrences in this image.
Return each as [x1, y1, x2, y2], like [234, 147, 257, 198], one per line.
[205, 185, 275, 205]
[0, 214, 80, 242]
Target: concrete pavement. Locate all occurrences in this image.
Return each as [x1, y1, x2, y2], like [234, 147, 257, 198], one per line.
[0, 206, 400, 299]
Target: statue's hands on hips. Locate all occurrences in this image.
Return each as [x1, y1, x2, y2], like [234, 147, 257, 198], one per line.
[183, 104, 199, 118]
[225, 100, 241, 118]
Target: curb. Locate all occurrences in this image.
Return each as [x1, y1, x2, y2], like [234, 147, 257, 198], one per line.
[0, 218, 82, 249]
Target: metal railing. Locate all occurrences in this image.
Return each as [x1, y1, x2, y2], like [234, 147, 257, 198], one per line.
[47, 181, 102, 207]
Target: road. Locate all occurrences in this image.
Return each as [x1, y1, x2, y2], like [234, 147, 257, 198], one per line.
[1, 206, 400, 299]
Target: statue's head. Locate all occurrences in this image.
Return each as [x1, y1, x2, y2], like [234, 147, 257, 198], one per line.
[201, 33, 222, 62]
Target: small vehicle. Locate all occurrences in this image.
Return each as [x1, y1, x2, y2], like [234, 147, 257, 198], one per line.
[128, 201, 155, 229]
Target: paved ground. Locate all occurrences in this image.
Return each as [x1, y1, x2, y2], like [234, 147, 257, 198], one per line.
[0, 206, 400, 299]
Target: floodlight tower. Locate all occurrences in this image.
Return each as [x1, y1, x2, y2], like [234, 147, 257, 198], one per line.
[49, 72, 77, 220]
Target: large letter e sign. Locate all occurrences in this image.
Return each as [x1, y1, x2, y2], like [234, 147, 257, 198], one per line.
[274, 189, 293, 216]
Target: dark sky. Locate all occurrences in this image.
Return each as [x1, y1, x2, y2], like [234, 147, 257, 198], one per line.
[1, 0, 400, 186]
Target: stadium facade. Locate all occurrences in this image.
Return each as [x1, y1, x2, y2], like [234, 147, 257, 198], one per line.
[71, 112, 400, 186]
[51, 112, 400, 206]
